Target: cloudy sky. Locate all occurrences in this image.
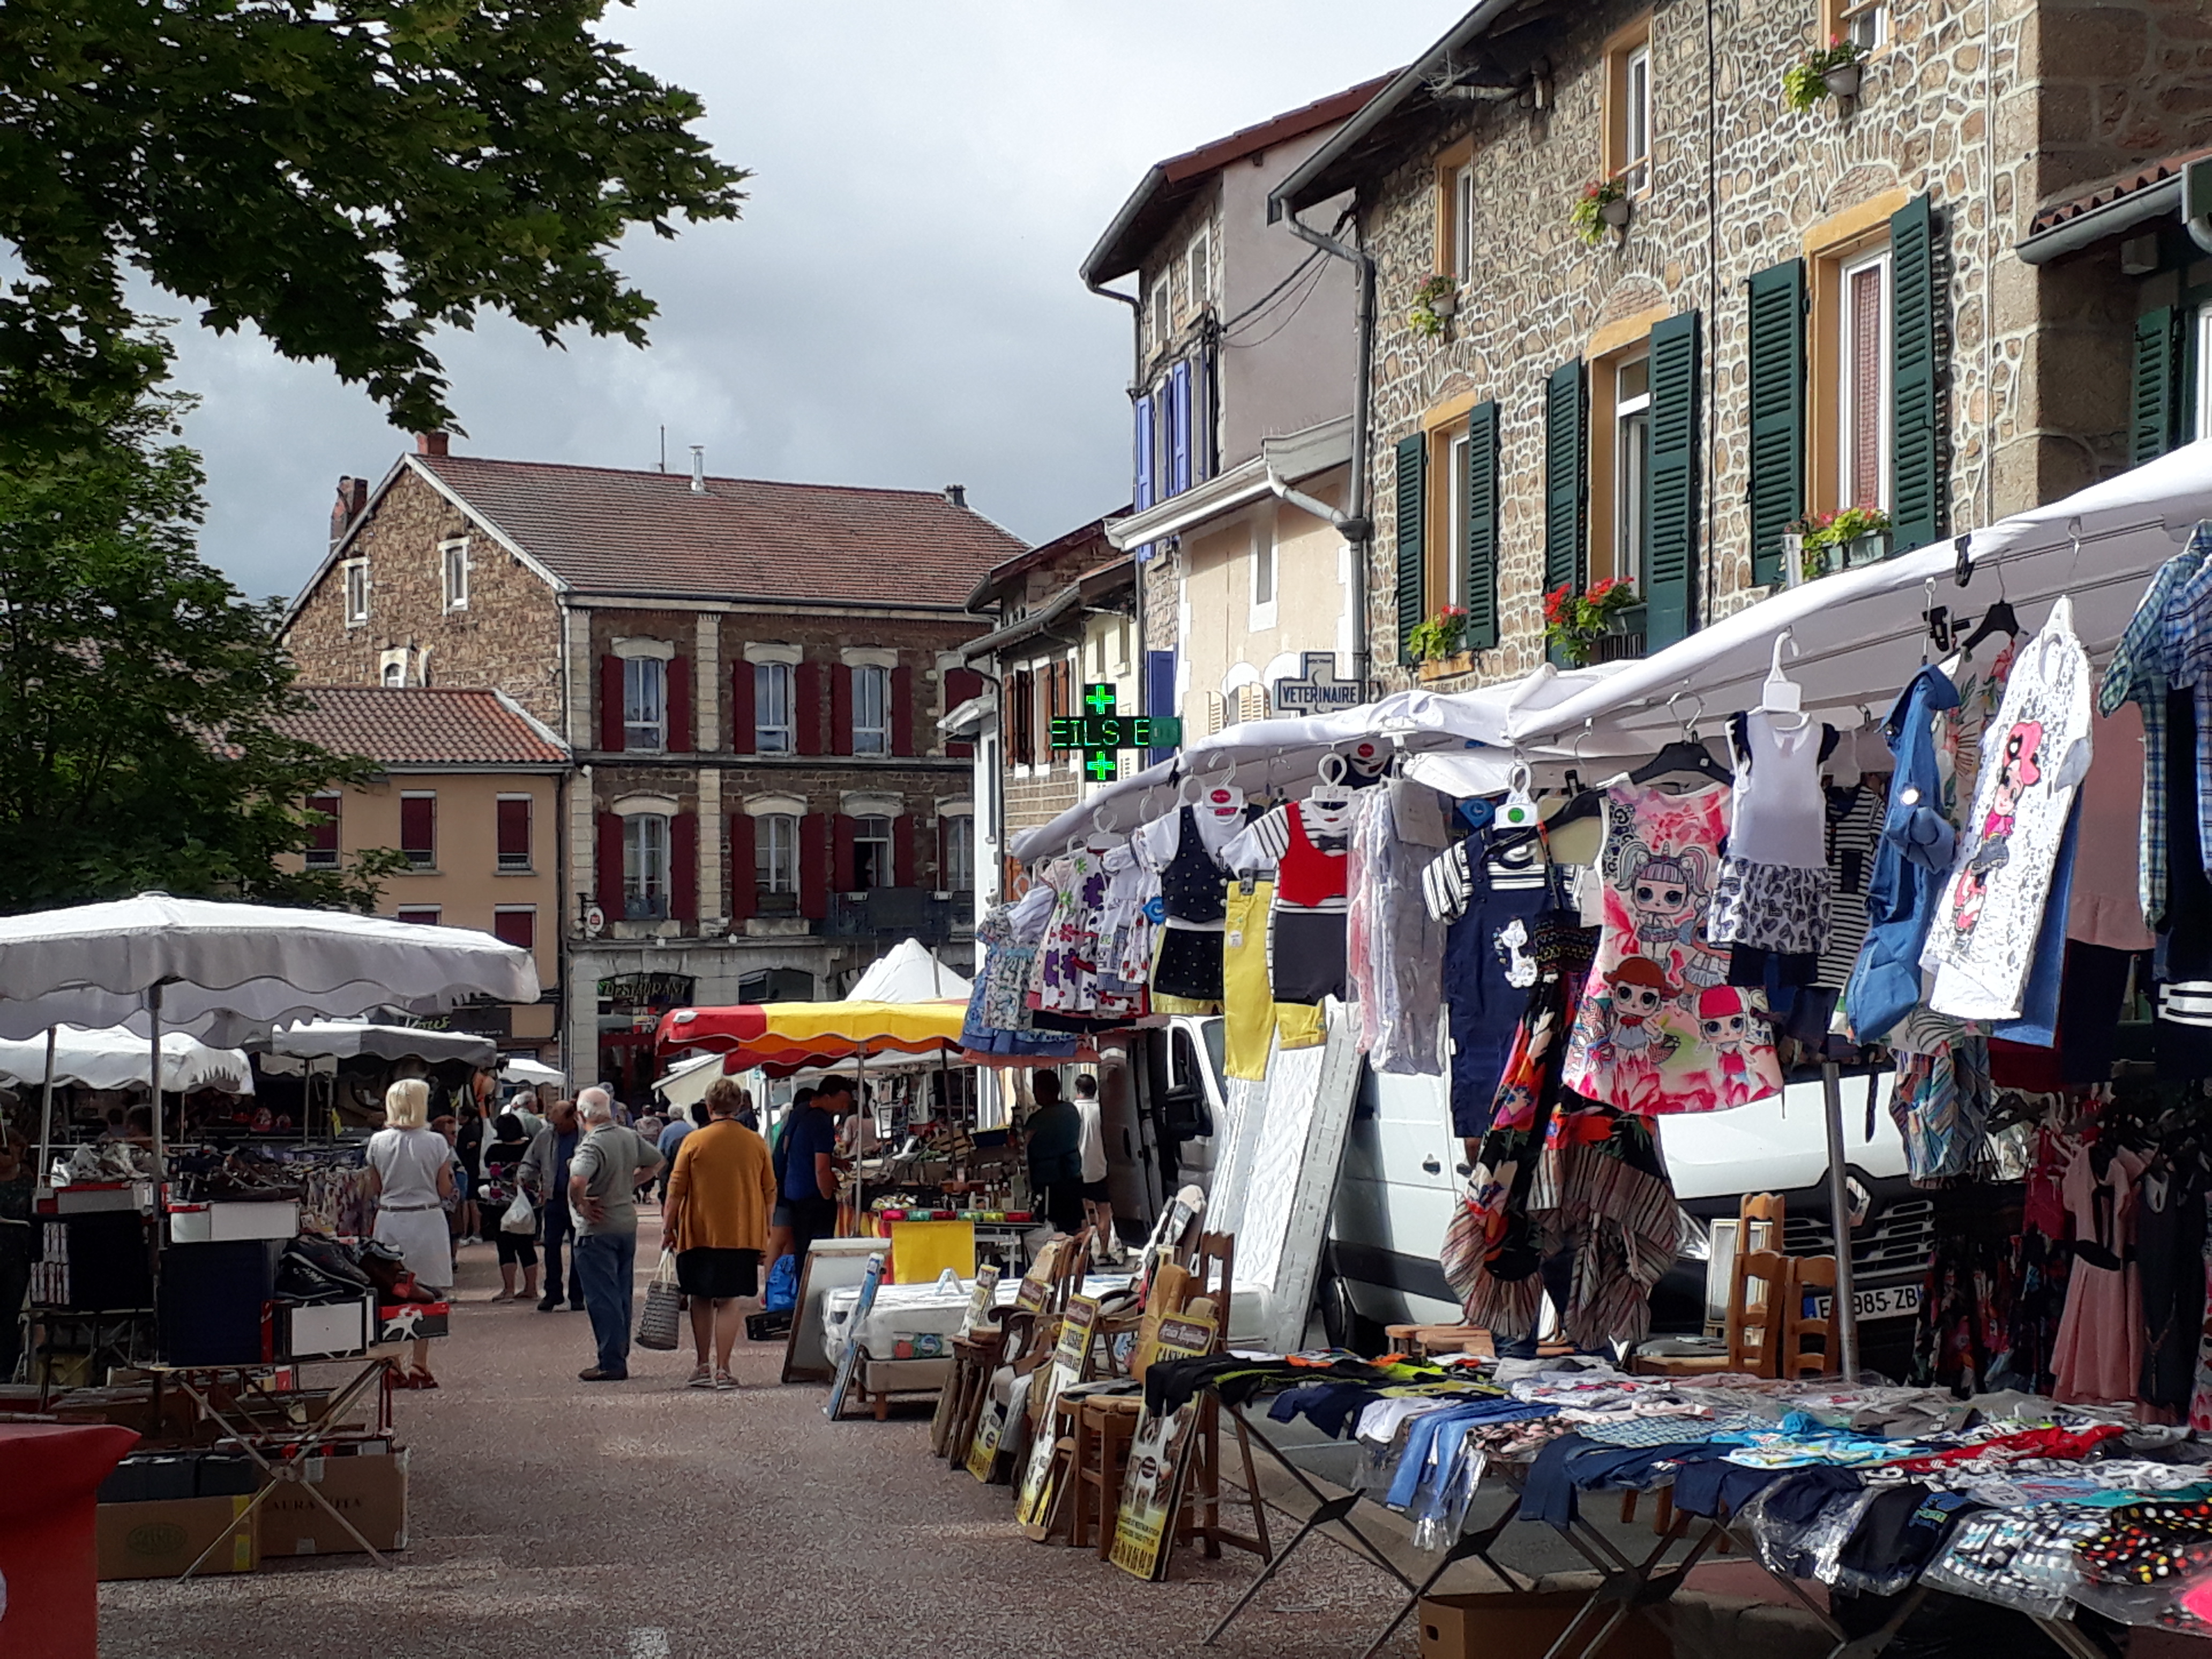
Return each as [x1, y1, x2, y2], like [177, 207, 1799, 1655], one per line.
[167, 1, 1447, 604]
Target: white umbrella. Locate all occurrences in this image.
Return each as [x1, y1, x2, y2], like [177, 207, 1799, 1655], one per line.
[654, 1051, 724, 1112]
[499, 1056, 565, 1088]
[257, 1019, 498, 1067]
[0, 892, 537, 1176]
[0, 1026, 252, 1095]
[848, 938, 973, 1003]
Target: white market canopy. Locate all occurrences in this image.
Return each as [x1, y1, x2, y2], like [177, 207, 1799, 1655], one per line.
[0, 1026, 253, 1095]
[847, 938, 973, 1003]
[654, 1050, 723, 1112]
[499, 1056, 566, 1088]
[0, 893, 542, 1043]
[254, 1019, 498, 1068]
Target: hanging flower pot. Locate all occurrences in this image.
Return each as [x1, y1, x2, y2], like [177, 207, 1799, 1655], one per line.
[1571, 178, 1631, 246]
[1823, 62, 1863, 101]
[1783, 36, 1869, 114]
[1599, 194, 1633, 229]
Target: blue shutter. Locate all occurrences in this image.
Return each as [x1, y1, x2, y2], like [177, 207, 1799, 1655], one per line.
[1133, 395, 1155, 511]
[1643, 312, 1700, 651]
[1169, 361, 1192, 496]
[1145, 649, 1177, 767]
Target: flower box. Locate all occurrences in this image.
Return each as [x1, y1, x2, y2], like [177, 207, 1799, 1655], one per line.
[1842, 530, 1892, 567]
[1417, 651, 1476, 682]
[1824, 62, 1863, 101]
[1598, 195, 1633, 229]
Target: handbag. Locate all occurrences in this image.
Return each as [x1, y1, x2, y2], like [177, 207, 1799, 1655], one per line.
[499, 1189, 537, 1234]
[636, 1250, 683, 1350]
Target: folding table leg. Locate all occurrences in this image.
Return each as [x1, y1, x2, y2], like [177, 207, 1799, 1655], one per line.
[1202, 1491, 1364, 1647]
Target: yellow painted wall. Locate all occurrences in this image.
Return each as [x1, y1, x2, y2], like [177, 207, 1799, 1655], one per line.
[1179, 468, 1349, 726]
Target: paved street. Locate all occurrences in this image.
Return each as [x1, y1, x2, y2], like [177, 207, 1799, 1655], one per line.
[99, 1217, 1417, 1659]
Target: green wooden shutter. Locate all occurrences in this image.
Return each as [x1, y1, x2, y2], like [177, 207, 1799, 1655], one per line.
[1395, 433, 1426, 664]
[1645, 312, 1700, 652]
[1746, 258, 1806, 587]
[1462, 401, 1500, 652]
[2132, 305, 2179, 466]
[1543, 361, 1586, 597]
[1889, 193, 1941, 554]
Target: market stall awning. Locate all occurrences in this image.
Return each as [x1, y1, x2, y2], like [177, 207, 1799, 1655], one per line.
[653, 999, 969, 1071]
[252, 1020, 498, 1068]
[0, 1026, 253, 1095]
[1505, 439, 2212, 749]
[499, 1056, 565, 1088]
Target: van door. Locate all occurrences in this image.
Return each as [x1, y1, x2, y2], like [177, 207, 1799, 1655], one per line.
[1327, 1064, 1463, 1333]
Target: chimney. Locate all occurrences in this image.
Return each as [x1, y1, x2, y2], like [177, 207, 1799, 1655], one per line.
[415, 431, 449, 457]
[944, 483, 967, 509]
[330, 476, 368, 544]
[689, 445, 706, 494]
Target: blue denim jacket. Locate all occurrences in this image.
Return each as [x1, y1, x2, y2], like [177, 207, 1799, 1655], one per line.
[1846, 664, 1962, 1042]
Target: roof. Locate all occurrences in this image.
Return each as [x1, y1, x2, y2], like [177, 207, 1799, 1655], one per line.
[2020, 144, 2212, 255]
[966, 512, 1124, 610]
[281, 686, 569, 768]
[1081, 75, 1396, 285]
[1272, 1, 1544, 215]
[401, 454, 1024, 609]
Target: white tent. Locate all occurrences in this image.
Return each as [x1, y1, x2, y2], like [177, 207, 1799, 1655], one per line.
[0, 1026, 252, 1095]
[847, 938, 973, 1003]
[499, 1056, 566, 1089]
[253, 1020, 498, 1068]
[654, 1050, 724, 1112]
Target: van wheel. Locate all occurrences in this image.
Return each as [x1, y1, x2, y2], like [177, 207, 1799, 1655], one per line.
[1317, 1275, 1357, 1350]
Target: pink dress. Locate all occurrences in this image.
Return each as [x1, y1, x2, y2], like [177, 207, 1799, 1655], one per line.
[2051, 1144, 2148, 1404]
[1561, 782, 1782, 1115]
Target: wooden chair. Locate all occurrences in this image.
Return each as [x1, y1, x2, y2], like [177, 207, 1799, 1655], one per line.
[1171, 1234, 1273, 1569]
[1730, 1249, 1795, 1378]
[944, 1232, 1089, 1469]
[1632, 1193, 1787, 1378]
[1782, 1254, 1838, 1377]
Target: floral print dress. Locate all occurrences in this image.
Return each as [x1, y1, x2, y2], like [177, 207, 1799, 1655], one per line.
[1561, 781, 1783, 1114]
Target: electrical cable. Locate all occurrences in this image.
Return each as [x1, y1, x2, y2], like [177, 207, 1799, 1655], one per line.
[1222, 257, 1330, 350]
[1217, 248, 1326, 334]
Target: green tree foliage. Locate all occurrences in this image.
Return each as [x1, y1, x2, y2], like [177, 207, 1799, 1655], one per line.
[0, 0, 749, 450]
[0, 332, 408, 910]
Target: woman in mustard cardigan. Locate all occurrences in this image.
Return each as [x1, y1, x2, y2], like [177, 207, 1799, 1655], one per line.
[662, 1078, 778, 1389]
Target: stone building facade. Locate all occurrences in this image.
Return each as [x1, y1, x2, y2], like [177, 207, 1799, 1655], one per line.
[1268, 0, 2212, 691]
[281, 439, 1014, 1098]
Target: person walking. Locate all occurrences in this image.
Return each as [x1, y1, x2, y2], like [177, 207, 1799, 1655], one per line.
[782, 1078, 847, 1264]
[1023, 1073, 1086, 1237]
[364, 1079, 454, 1388]
[656, 1100, 702, 1204]
[661, 1079, 776, 1389]
[0, 1131, 33, 1385]
[765, 1086, 814, 1273]
[1071, 1074, 1121, 1264]
[567, 1086, 664, 1382]
[479, 1111, 541, 1303]
[522, 1098, 585, 1311]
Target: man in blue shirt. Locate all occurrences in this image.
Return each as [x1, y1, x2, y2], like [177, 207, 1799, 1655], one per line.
[520, 1097, 584, 1311]
[783, 1077, 848, 1262]
[655, 1101, 704, 1204]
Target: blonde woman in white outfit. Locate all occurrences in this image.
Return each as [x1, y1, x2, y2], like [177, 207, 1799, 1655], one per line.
[365, 1079, 454, 1388]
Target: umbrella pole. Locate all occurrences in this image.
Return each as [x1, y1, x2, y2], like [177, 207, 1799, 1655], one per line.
[853, 1047, 866, 1229]
[1820, 1059, 1860, 1378]
[35, 1027, 57, 1190]
[148, 982, 165, 1183]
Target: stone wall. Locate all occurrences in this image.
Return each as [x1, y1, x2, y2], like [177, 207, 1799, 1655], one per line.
[1358, 0, 2072, 693]
[282, 465, 566, 726]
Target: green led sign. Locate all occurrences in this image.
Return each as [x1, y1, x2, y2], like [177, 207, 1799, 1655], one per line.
[1050, 682, 1180, 782]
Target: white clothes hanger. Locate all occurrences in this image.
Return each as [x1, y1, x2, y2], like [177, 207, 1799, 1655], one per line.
[1758, 630, 1810, 731]
[1305, 751, 1354, 812]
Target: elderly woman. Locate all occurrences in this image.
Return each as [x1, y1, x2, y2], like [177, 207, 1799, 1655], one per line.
[365, 1079, 454, 1388]
[661, 1078, 777, 1389]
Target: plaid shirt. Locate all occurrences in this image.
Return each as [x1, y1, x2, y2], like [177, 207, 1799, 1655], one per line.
[2098, 523, 2212, 929]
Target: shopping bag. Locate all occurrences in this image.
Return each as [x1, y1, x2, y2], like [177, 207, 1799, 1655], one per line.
[763, 1251, 799, 1313]
[499, 1189, 537, 1234]
[636, 1251, 683, 1350]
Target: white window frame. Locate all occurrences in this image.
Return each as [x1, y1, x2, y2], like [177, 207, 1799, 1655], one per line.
[1187, 227, 1212, 314]
[624, 812, 670, 920]
[1443, 429, 1472, 609]
[754, 660, 794, 753]
[1249, 512, 1279, 631]
[381, 661, 404, 687]
[2195, 307, 2212, 444]
[1838, 0, 1888, 52]
[756, 812, 799, 897]
[342, 559, 369, 625]
[1615, 353, 1653, 594]
[1623, 43, 1653, 195]
[851, 663, 891, 756]
[852, 814, 895, 892]
[623, 655, 667, 752]
[1149, 276, 1171, 351]
[1452, 162, 1477, 283]
[1837, 243, 1894, 514]
[943, 811, 975, 896]
[439, 536, 469, 611]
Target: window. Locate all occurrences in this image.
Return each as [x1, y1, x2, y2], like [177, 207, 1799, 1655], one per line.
[1838, 244, 1893, 513]
[1425, 420, 1471, 611]
[1149, 275, 1170, 352]
[305, 793, 341, 869]
[342, 561, 369, 624]
[754, 661, 794, 753]
[756, 813, 799, 913]
[853, 814, 895, 890]
[382, 661, 405, 687]
[1612, 354, 1653, 592]
[492, 907, 535, 950]
[1452, 162, 1477, 283]
[981, 739, 999, 838]
[1829, 0, 1888, 52]
[1443, 429, 1470, 608]
[623, 656, 666, 751]
[2193, 308, 2212, 444]
[1008, 667, 1035, 767]
[943, 813, 975, 895]
[395, 906, 441, 925]
[496, 796, 532, 872]
[1187, 228, 1212, 315]
[623, 813, 669, 920]
[440, 537, 469, 610]
[1251, 514, 1278, 627]
[1605, 21, 1655, 195]
[399, 793, 435, 869]
[851, 664, 891, 755]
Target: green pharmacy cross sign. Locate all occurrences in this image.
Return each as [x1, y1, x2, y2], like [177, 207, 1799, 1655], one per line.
[1051, 682, 1181, 782]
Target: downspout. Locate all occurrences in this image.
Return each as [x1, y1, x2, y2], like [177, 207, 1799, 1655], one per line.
[1088, 276, 1151, 712]
[1275, 211, 1376, 692]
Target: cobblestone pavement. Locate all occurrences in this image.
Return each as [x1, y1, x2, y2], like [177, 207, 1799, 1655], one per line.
[99, 1215, 1419, 1659]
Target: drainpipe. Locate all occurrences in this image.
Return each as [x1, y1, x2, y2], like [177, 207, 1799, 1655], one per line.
[1088, 276, 1152, 713]
[1274, 211, 1376, 691]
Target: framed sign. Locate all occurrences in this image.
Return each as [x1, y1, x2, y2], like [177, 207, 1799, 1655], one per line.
[1108, 1312, 1219, 1580]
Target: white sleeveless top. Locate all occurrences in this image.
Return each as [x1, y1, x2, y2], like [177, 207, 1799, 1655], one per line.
[1727, 712, 1826, 869]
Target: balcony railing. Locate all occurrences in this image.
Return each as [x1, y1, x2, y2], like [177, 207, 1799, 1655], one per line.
[824, 888, 962, 940]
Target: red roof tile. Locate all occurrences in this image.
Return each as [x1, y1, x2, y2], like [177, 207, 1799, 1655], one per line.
[282, 687, 567, 767]
[415, 454, 1025, 608]
[2029, 145, 2212, 236]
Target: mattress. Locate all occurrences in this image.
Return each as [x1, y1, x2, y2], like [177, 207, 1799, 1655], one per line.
[820, 1273, 1134, 1362]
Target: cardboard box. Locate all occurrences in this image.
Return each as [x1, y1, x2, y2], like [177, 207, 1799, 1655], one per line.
[168, 1199, 300, 1244]
[97, 1496, 259, 1580]
[276, 1296, 371, 1359]
[256, 1446, 409, 1557]
[1417, 1591, 1673, 1659]
[375, 1302, 448, 1344]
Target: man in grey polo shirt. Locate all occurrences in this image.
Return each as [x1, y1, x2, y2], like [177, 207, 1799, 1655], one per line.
[567, 1087, 664, 1382]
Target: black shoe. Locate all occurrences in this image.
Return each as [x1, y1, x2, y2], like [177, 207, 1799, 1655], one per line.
[567, 1300, 586, 1311]
[536, 1294, 559, 1311]
[578, 1366, 627, 1382]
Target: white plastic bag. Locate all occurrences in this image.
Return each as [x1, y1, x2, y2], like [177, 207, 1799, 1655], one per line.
[499, 1189, 536, 1234]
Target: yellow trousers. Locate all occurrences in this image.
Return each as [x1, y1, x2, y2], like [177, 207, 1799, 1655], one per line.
[1221, 880, 1324, 1081]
